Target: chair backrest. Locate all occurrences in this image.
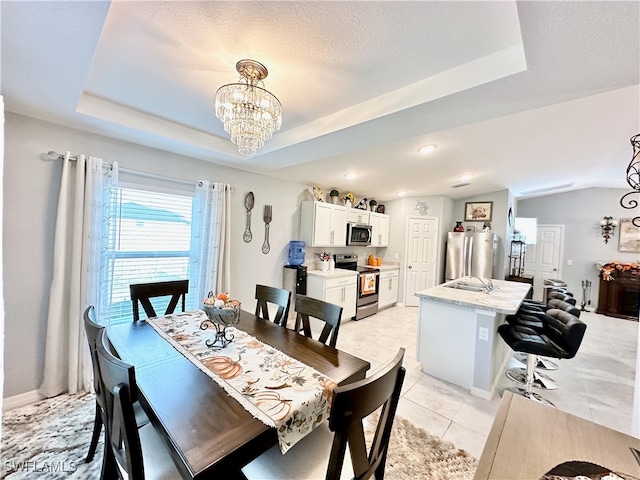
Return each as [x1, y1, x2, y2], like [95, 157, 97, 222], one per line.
[547, 291, 576, 306]
[96, 329, 144, 480]
[547, 298, 581, 317]
[294, 294, 343, 348]
[254, 284, 291, 327]
[327, 348, 406, 480]
[542, 309, 587, 358]
[130, 279, 189, 321]
[83, 306, 106, 411]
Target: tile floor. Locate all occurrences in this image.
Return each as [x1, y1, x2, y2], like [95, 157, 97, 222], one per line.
[335, 305, 639, 458]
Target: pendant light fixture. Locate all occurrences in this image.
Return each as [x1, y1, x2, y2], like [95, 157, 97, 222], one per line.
[214, 59, 282, 157]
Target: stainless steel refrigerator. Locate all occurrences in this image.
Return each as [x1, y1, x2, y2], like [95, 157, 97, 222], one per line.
[445, 232, 498, 281]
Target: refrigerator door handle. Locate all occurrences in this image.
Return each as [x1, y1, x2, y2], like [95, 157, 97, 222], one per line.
[465, 235, 473, 277]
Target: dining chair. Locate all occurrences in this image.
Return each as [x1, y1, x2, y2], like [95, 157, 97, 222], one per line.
[294, 294, 343, 348]
[254, 284, 291, 327]
[82, 305, 108, 464]
[83, 306, 150, 465]
[242, 348, 406, 480]
[129, 279, 189, 321]
[95, 329, 181, 480]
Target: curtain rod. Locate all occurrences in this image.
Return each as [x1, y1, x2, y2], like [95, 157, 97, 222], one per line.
[46, 150, 234, 191]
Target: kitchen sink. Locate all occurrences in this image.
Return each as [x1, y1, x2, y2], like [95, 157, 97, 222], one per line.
[444, 281, 486, 293]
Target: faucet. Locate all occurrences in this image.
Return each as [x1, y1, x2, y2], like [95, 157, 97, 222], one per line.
[474, 276, 497, 293]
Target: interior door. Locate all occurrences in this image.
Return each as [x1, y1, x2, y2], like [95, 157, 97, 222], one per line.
[404, 216, 438, 307]
[524, 225, 564, 301]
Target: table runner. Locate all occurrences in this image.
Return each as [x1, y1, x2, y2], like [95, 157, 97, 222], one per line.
[146, 310, 336, 453]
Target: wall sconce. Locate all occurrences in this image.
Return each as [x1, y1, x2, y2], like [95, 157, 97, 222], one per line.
[600, 216, 618, 244]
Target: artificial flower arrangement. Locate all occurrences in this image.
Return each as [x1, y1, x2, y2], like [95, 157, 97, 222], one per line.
[340, 192, 355, 206]
[599, 261, 640, 281]
[317, 252, 331, 262]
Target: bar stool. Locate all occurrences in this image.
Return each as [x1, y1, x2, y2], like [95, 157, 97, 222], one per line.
[511, 300, 581, 371]
[499, 309, 587, 405]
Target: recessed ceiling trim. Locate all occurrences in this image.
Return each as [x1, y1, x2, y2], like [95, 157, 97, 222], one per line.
[77, 92, 240, 157]
[258, 43, 528, 158]
[520, 183, 576, 196]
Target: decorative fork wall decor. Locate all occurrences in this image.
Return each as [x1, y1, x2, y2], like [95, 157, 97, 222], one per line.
[262, 205, 272, 254]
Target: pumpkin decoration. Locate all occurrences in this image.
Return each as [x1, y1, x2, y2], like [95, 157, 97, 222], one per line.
[252, 391, 292, 422]
[204, 355, 243, 380]
[321, 377, 338, 407]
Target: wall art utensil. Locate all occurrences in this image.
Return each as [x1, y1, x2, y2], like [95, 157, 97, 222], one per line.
[262, 205, 272, 254]
[243, 192, 254, 243]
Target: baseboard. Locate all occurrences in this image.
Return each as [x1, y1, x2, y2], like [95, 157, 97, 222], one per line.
[3, 389, 44, 412]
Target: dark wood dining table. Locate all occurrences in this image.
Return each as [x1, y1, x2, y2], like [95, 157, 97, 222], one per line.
[106, 310, 370, 479]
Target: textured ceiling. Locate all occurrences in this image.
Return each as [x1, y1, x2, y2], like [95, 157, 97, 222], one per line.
[2, 1, 639, 201]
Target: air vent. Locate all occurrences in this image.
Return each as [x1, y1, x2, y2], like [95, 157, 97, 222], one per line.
[451, 182, 470, 188]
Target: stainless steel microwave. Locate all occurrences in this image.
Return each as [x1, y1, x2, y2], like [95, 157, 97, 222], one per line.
[346, 222, 372, 246]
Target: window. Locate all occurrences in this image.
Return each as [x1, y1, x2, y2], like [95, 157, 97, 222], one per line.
[104, 185, 195, 324]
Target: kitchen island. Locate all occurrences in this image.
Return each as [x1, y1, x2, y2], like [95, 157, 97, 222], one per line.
[415, 277, 531, 399]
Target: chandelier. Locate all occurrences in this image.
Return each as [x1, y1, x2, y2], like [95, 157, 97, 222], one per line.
[620, 133, 640, 227]
[214, 59, 282, 157]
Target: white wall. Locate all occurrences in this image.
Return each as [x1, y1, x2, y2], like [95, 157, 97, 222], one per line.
[517, 187, 640, 300]
[383, 195, 452, 302]
[3, 112, 314, 397]
[453, 189, 511, 279]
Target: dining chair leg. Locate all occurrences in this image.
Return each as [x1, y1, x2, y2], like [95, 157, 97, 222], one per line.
[100, 434, 118, 480]
[85, 403, 102, 463]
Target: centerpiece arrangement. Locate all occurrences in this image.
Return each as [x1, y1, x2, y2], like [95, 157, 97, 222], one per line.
[201, 291, 241, 347]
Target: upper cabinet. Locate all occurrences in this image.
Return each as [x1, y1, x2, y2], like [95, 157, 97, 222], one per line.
[347, 209, 370, 225]
[370, 212, 390, 247]
[300, 201, 348, 247]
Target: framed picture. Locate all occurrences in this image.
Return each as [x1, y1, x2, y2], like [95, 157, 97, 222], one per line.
[464, 201, 493, 222]
[618, 218, 640, 252]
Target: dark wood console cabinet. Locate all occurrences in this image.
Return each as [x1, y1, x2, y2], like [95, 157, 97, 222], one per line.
[597, 270, 640, 321]
[507, 274, 534, 299]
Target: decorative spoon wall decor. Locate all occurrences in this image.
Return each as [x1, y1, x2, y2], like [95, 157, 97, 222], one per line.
[243, 192, 254, 243]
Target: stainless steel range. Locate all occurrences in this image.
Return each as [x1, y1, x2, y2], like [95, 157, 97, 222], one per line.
[334, 253, 379, 320]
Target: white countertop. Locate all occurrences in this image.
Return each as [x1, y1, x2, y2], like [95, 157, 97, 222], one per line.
[376, 264, 400, 272]
[306, 268, 357, 278]
[415, 276, 531, 314]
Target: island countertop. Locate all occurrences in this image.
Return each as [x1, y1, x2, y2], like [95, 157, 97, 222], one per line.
[416, 277, 531, 315]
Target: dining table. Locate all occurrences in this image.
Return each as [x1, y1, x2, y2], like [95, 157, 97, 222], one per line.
[106, 309, 370, 479]
[475, 390, 640, 479]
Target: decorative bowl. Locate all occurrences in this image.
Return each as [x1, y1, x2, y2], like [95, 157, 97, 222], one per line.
[202, 303, 241, 327]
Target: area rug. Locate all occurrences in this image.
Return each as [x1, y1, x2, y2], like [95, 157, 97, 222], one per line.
[1, 392, 477, 479]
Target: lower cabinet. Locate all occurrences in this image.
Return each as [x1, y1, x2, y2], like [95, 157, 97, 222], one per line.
[378, 269, 399, 309]
[307, 274, 357, 321]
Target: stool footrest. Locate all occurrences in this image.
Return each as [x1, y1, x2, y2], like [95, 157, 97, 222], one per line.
[506, 368, 559, 390]
[502, 386, 555, 406]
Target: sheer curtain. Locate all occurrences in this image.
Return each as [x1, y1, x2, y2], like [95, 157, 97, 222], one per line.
[189, 181, 231, 307]
[39, 154, 118, 398]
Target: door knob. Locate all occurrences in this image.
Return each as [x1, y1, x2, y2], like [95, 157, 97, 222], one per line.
[408, 265, 413, 269]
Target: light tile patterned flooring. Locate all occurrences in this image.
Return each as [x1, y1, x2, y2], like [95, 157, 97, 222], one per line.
[335, 305, 639, 458]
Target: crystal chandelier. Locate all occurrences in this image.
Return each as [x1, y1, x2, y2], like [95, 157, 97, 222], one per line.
[214, 59, 282, 157]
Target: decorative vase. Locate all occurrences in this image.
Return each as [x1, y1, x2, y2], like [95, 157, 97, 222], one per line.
[454, 221, 464, 232]
[320, 260, 329, 271]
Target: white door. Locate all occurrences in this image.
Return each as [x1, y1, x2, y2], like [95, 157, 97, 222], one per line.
[404, 216, 438, 307]
[524, 225, 564, 301]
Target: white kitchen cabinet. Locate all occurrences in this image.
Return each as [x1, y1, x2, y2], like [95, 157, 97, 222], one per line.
[378, 269, 399, 309]
[369, 212, 390, 247]
[300, 201, 348, 247]
[347, 209, 370, 225]
[307, 273, 357, 321]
